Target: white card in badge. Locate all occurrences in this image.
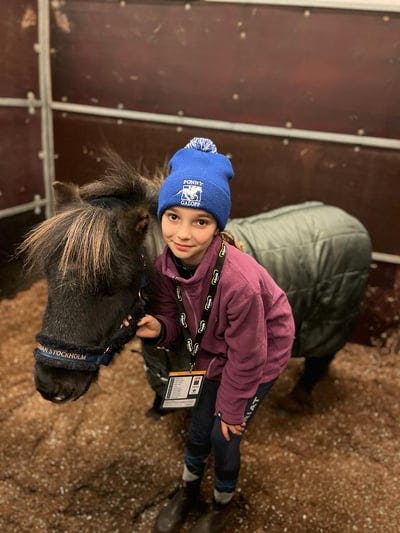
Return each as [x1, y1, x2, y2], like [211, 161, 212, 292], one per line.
[162, 371, 206, 409]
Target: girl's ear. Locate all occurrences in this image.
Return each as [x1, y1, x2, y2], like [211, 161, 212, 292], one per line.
[117, 207, 150, 246]
[53, 181, 80, 210]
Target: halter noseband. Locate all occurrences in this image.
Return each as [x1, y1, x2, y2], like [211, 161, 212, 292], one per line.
[34, 295, 146, 371]
[34, 342, 113, 372]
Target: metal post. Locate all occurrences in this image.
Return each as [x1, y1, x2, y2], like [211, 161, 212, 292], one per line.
[37, 0, 55, 218]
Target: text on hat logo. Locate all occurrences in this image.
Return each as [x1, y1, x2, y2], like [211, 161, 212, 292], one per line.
[177, 179, 203, 207]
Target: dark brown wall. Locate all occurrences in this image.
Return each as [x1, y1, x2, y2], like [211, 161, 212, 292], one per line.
[50, 1, 400, 255]
[355, 261, 400, 347]
[1, 2, 39, 98]
[52, 1, 400, 138]
[0, 2, 42, 211]
[0, 109, 44, 211]
[0, 210, 44, 298]
[2, 1, 399, 254]
[0, 2, 43, 273]
[53, 112, 400, 256]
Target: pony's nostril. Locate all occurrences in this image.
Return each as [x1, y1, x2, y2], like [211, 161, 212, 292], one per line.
[37, 389, 65, 403]
[53, 395, 66, 402]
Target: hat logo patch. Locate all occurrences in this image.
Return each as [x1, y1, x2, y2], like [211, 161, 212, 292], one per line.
[177, 179, 203, 207]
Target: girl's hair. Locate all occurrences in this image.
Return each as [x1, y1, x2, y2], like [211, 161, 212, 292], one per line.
[220, 230, 244, 251]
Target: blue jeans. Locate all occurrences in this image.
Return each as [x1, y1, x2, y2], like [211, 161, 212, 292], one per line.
[184, 378, 275, 493]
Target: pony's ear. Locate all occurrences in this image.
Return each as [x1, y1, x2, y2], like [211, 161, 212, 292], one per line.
[53, 181, 80, 209]
[117, 207, 150, 246]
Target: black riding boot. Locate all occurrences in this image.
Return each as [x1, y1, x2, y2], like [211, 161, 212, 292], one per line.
[189, 498, 235, 533]
[153, 480, 201, 533]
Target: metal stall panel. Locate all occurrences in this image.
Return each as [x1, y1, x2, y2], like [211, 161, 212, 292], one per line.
[0, 142, 44, 288]
[0, 2, 44, 276]
[51, 1, 400, 138]
[51, 1, 400, 256]
[0, 109, 44, 211]
[0, 1, 43, 211]
[1, 2, 39, 98]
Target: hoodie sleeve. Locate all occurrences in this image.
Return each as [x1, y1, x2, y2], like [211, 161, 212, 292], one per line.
[215, 288, 268, 425]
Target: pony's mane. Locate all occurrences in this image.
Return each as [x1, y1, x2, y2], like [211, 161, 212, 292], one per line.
[21, 206, 116, 289]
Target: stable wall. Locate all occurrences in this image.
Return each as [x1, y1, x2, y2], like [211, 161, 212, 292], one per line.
[48, 1, 400, 256]
[0, 0, 399, 340]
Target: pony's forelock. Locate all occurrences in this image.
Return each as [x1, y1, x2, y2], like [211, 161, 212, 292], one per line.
[60, 207, 113, 287]
[21, 206, 115, 289]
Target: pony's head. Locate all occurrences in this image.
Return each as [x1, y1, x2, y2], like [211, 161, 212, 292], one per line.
[21, 155, 161, 402]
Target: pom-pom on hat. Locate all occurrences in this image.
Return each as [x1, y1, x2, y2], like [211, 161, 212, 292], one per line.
[157, 137, 234, 230]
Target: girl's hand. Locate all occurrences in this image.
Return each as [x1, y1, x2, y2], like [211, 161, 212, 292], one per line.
[220, 420, 246, 441]
[136, 314, 162, 339]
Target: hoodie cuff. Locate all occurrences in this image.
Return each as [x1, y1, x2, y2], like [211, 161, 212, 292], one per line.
[215, 402, 246, 426]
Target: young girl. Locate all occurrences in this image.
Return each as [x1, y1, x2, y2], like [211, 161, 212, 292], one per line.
[136, 137, 295, 533]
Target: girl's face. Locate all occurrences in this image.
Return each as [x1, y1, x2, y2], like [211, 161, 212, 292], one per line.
[161, 206, 218, 266]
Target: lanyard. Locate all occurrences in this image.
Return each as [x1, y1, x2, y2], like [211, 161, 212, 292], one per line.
[174, 241, 226, 370]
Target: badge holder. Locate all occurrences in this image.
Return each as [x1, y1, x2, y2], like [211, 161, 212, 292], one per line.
[162, 370, 206, 409]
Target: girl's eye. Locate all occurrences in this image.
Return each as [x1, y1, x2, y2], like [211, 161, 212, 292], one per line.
[196, 219, 208, 226]
[167, 213, 178, 221]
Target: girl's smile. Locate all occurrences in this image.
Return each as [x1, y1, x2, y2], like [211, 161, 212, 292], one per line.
[174, 242, 193, 251]
[161, 206, 218, 266]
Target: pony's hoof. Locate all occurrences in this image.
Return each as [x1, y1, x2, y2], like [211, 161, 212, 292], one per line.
[145, 406, 176, 420]
[145, 406, 163, 420]
[276, 388, 313, 414]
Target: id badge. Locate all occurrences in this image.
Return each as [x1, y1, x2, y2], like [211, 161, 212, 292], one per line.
[162, 370, 206, 409]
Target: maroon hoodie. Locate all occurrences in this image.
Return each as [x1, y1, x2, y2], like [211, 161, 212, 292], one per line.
[155, 236, 295, 425]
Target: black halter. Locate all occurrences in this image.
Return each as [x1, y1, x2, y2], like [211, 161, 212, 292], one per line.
[34, 291, 146, 371]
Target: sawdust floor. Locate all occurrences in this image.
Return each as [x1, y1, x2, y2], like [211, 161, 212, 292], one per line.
[0, 281, 399, 532]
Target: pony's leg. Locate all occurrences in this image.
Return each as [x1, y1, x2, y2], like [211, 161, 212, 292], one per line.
[141, 341, 188, 419]
[297, 353, 336, 394]
[140, 344, 170, 418]
[279, 353, 336, 412]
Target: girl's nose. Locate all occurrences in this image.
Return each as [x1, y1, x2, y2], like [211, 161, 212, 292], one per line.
[177, 223, 191, 240]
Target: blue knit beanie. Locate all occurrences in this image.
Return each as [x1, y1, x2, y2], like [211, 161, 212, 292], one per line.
[157, 137, 234, 230]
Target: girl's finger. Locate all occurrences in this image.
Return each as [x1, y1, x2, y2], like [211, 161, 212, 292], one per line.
[221, 422, 230, 442]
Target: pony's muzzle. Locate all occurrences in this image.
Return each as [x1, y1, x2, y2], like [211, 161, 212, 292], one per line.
[34, 361, 98, 403]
